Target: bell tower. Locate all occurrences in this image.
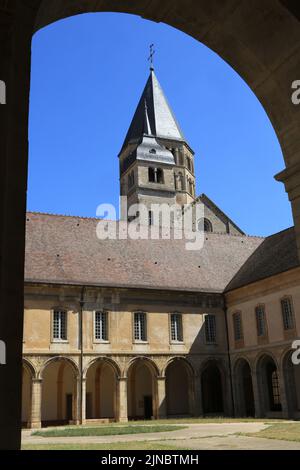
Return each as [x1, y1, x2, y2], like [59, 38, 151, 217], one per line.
[118, 67, 196, 222]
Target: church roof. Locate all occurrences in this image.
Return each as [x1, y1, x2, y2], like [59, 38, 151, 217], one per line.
[225, 227, 300, 292]
[120, 70, 186, 154]
[25, 212, 263, 294]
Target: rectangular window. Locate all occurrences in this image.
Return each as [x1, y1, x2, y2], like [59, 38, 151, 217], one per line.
[95, 311, 108, 341]
[233, 312, 243, 342]
[53, 309, 67, 341]
[281, 298, 295, 330]
[205, 314, 217, 343]
[134, 312, 147, 342]
[170, 313, 183, 342]
[255, 305, 266, 337]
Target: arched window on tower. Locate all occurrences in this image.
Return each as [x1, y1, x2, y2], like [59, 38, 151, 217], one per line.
[186, 157, 192, 171]
[148, 167, 164, 184]
[198, 218, 213, 233]
[156, 168, 164, 184]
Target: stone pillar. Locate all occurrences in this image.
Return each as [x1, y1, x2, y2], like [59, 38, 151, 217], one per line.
[188, 375, 196, 416]
[157, 377, 167, 419]
[251, 372, 263, 418]
[0, 1, 39, 450]
[193, 375, 203, 416]
[118, 378, 128, 423]
[29, 379, 42, 429]
[275, 163, 300, 260]
[279, 369, 289, 419]
[80, 378, 86, 425]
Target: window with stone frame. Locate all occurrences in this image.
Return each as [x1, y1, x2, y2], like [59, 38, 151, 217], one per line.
[233, 312, 243, 342]
[281, 297, 295, 330]
[134, 312, 147, 342]
[204, 314, 217, 343]
[170, 313, 183, 342]
[53, 309, 67, 341]
[94, 311, 108, 341]
[255, 305, 267, 337]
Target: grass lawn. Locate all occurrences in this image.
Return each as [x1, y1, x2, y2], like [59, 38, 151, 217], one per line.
[242, 423, 300, 442]
[32, 425, 185, 438]
[126, 417, 284, 425]
[22, 441, 187, 451]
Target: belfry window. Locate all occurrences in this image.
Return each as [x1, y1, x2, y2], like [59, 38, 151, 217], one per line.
[53, 309, 67, 341]
[170, 313, 183, 342]
[148, 167, 164, 184]
[134, 312, 147, 342]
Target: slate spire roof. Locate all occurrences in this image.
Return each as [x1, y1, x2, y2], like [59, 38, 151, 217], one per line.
[120, 69, 186, 153]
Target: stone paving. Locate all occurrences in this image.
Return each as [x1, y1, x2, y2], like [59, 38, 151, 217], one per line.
[22, 422, 300, 450]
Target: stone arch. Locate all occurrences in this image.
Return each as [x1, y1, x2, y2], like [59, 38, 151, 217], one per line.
[281, 349, 300, 419]
[83, 357, 121, 380]
[127, 357, 159, 420]
[165, 357, 194, 417]
[39, 355, 79, 380]
[125, 356, 160, 379]
[233, 357, 255, 417]
[255, 353, 282, 417]
[40, 356, 79, 426]
[200, 359, 226, 415]
[85, 357, 119, 421]
[23, 358, 37, 379]
[162, 356, 194, 377]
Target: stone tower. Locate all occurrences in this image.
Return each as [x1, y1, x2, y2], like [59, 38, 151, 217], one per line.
[118, 68, 196, 223]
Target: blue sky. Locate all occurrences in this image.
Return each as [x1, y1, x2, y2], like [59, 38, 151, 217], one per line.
[28, 12, 293, 237]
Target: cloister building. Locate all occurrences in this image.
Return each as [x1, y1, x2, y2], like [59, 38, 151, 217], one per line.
[22, 68, 300, 428]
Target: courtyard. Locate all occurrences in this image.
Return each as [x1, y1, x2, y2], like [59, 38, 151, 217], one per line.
[21, 419, 300, 451]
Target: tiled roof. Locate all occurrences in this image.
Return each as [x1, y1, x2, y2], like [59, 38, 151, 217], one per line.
[24, 212, 264, 293]
[225, 227, 299, 292]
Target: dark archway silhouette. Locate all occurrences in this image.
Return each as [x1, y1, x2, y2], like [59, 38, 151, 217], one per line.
[234, 359, 255, 417]
[201, 363, 224, 414]
[166, 359, 191, 417]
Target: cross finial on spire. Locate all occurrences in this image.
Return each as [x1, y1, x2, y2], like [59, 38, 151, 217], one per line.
[148, 44, 155, 71]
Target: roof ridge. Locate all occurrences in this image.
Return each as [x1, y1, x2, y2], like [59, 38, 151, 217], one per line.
[26, 212, 265, 239]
